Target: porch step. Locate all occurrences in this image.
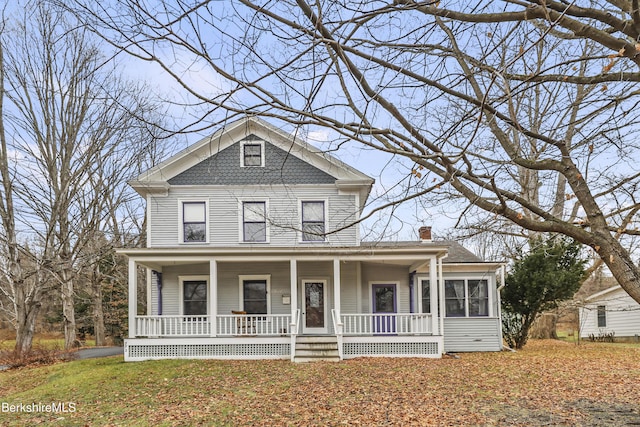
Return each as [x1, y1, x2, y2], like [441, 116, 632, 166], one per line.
[294, 335, 340, 363]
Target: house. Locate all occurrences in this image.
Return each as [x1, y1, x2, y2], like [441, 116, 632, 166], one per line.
[579, 285, 640, 340]
[120, 116, 504, 361]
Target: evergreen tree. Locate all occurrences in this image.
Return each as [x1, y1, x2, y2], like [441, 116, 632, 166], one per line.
[502, 236, 587, 349]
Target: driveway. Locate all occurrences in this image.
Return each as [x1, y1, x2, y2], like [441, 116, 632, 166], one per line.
[75, 346, 123, 360]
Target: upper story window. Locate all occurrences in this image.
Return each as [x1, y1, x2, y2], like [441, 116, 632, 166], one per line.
[181, 201, 207, 243]
[241, 141, 264, 167]
[301, 201, 325, 241]
[445, 279, 489, 317]
[242, 201, 267, 242]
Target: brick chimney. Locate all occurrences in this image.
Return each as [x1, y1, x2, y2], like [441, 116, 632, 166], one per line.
[418, 226, 432, 242]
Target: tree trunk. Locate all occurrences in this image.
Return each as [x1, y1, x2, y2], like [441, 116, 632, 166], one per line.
[530, 312, 558, 340]
[14, 283, 41, 354]
[60, 262, 76, 350]
[92, 271, 106, 346]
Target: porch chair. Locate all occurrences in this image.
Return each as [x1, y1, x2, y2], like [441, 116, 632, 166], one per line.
[231, 310, 256, 335]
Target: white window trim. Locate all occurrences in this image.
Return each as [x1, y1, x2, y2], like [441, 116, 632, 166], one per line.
[238, 274, 271, 314]
[178, 199, 210, 244]
[238, 199, 270, 243]
[443, 276, 493, 318]
[298, 198, 328, 243]
[178, 275, 209, 316]
[240, 140, 265, 167]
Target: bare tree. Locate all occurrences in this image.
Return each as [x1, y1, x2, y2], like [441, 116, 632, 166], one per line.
[69, 0, 640, 303]
[0, 3, 161, 351]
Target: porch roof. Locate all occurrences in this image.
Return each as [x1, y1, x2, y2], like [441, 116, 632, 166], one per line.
[118, 241, 449, 259]
[117, 241, 503, 271]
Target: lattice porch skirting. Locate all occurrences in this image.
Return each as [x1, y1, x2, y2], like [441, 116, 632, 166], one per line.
[124, 337, 291, 361]
[341, 336, 443, 359]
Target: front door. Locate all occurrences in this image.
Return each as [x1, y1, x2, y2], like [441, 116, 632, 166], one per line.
[303, 280, 328, 334]
[372, 283, 397, 334]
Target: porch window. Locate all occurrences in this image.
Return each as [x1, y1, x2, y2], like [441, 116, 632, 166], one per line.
[183, 280, 207, 316]
[182, 201, 207, 243]
[243, 201, 267, 242]
[301, 201, 325, 241]
[468, 280, 489, 317]
[445, 279, 490, 317]
[241, 141, 264, 167]
[239, 275, 271, 315]
[597, 305, 607, 327]
[445, 280, 466, 317]
[421, 279, 431, 314]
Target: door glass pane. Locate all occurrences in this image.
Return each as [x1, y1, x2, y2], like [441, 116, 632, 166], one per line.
[305, 282, 324, 328]
[373, 285, 395, 313]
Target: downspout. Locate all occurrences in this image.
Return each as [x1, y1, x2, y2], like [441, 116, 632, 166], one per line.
[156, 271, 163, 316]
[438, 254, 447, 337]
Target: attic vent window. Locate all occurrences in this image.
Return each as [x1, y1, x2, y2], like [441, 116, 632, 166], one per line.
[241, 141, 264, 167]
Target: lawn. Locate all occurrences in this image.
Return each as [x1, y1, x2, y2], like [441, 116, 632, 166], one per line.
[0, 340, 639, 426]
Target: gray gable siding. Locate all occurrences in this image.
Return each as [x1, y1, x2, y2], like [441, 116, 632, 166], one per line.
[168, 135, 337, 186]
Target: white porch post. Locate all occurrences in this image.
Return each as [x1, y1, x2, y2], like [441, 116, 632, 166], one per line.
[333, 258, 341, 319]
[438, 256, 445, 338]
[429, 256, 438, 334]
[290, 259, 298, 361]
[128, 258, 137, 338]
[333, 258, 343, 359]
[290, 259, 297, 327]
[210, 259, 217, 337]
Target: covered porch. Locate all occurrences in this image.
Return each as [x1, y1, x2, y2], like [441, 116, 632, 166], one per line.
[121, 245, 449, 361]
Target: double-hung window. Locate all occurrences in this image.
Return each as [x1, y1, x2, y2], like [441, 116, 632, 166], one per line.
[597, 305, 607, 327]
[181, 278, 207, 317]
[182, 201, 207, 243]
[444, 279, 490, 317]
[241, 141, 264, 167]
[468, 280, 489, 316]
[239, 275, 271, 318]
[242, 201, 267, 242]
[301, 201, 325, 241]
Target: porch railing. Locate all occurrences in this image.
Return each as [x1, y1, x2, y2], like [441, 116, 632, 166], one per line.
[135, 314, 292, 337]
[135, 315, 212, 337]
[217, 314, 292, 336]
[340, 313, 433, 335]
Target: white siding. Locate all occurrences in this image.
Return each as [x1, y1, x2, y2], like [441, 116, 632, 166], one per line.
[154, 261, 360, 323]
[443, 318, 502, 352]
[580, 288, 640, 338]
[361, 263, 410, 313]
[148, 186, 358, 247]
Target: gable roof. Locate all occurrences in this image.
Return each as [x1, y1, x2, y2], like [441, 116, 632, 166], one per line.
[585, 285, 623, 302]
[167, 134, 337, 186]
[130, 117, 374, 206]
